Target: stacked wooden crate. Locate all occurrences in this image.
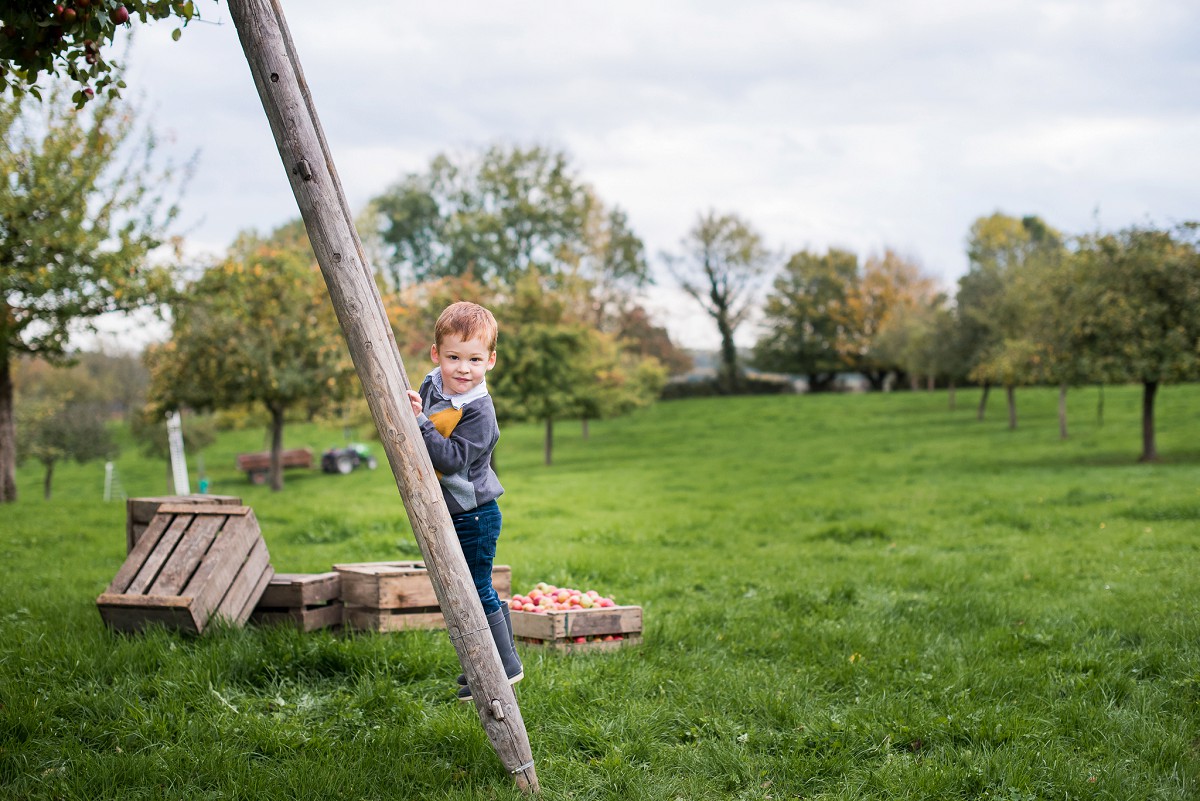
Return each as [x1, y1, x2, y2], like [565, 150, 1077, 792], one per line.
[336, 561, 511, 632]
[250, 572, 343, 632]
[125, 494, 242, 553]
[97, 503, 274, 635]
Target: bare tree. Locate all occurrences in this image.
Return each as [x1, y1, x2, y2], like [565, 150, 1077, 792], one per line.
[664, 211, 771, 392]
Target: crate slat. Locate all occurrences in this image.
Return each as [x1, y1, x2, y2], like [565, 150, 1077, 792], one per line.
[126, 514, 195, 595]
[259, 572, 341, 608]
[147, 514, 224, 596]
[218, 539, 274, 625]
[184, 512, 261, 625]
[510, 605, 643, 650]
[251, 603, 343, 632]
[109, 514, 174, 593]
[342, 604, 445, 632]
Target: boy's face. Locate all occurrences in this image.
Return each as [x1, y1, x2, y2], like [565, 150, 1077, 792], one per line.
[431, 332, 496, 395]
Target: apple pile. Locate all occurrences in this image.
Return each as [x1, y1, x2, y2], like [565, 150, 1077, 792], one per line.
[509, 582, 618, 614]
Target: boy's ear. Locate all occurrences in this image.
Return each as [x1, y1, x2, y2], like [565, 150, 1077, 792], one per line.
[430, 344, 439, 364]
[486, 351, 497, 371]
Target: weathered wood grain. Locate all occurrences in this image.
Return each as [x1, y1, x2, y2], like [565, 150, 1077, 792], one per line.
[126, 514, 194, 595]
[259, 572, 341, 608]
[226, 0, 537, 789]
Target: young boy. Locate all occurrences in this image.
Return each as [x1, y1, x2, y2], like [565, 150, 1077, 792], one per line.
[405, 301, 522, 701]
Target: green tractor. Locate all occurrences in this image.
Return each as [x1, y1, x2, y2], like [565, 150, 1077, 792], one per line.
[321, 442, 378, 475]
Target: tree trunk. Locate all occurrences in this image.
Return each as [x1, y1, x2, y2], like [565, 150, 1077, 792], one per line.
[715, 308, 739, 394]
[544, 418, 553, 466]
[977, 382, 990, 421]
[926, 375, 935, 391]
[948, 380, 957, 411]
[269, 405, 284, 492]
[1005, 385, 1017, 430]
[1097, 383, 1105, 427]
[42, 459, 54, 500]
[226, 0, 538, 789]
[0, 354, 16, 503]
[1058, 383, 1069, 440]
[1140, 380, 1159, 462]
[581, 418, 589, 440]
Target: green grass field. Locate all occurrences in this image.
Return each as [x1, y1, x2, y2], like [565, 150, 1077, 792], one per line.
[2, 385, 1198, 800]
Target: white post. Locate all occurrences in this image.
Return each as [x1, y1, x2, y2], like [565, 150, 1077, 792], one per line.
[104, 461, 114, 502]
[166, 411, 190, 495]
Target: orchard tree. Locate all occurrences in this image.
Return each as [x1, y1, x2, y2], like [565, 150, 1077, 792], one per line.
[613, 305, 692, 377]
[0, 85, 182, 503]
[14, 357, 116, 500]
[488, 276, 593, 466]
[0, 1, 210, 106]
[958, 212, 1064, 422]
[1068, 224, 1200, 461]
[752, 248, 858, 392]
[850, 249, 940, 389]
[371, 144, 648, 300]
[146, 224, 355, 490]
[665, 210, 771, 393]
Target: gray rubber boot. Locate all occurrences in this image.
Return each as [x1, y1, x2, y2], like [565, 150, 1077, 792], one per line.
[458, 601, 520, 686]
[457, 603, 524, 701]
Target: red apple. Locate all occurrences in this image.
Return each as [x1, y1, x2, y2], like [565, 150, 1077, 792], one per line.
[110, 5, 129, 24]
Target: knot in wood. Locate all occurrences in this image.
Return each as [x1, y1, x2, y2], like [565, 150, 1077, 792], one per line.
[293, 159, 313, 181]
[269, 72, 279, 83]
[489, 699, 506, 720]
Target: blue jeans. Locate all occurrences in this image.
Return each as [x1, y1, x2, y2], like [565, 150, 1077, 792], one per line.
[451, 500, 502, 615]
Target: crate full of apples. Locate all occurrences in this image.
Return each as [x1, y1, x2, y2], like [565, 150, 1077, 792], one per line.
[509, 582, 642, 651]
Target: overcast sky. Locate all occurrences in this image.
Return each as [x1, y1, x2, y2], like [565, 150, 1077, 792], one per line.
[107, 0, 1199, 350]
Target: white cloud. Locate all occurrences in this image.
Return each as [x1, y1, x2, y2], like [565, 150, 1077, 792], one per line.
[104, 0, 1200, 351]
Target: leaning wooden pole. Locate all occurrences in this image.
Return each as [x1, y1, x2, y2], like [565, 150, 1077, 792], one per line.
[225, 0, 539, 791]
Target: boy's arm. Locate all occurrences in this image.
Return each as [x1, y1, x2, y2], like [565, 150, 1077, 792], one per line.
[418, 403, 496, 474]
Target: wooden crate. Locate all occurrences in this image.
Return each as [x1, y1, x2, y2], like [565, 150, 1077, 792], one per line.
[510, 605, 643, 651]
[250, 572, 343, 632]
[97, 504, 273, 635]
[126, 494, 242, 553]
[335, 561, 511, 632]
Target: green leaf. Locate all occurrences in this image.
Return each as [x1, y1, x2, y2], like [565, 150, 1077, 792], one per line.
[171, 27, 182, 41]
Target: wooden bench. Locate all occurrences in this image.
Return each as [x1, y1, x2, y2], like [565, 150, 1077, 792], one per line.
[235, 447, 313, 484]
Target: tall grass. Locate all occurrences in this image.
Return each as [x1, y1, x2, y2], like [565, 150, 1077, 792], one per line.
[2, 385, 1198, 800]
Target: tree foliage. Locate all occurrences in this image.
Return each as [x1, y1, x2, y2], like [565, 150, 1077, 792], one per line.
[0, 84, 182, 502]
[371, 144, 649, 297]
[666, 210, 770, 393]
[1066, 224, 1200, 460]
[752, 247, 858, 392]
[850, 249, 940, 389]
[14, 356, 116, 499]
[958, 212, 1064, 424]
[145, 224, 355, 490]
[485, 275, 665, 465]
[0, 0, 211, 106]
[375, 142, 671, 451]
